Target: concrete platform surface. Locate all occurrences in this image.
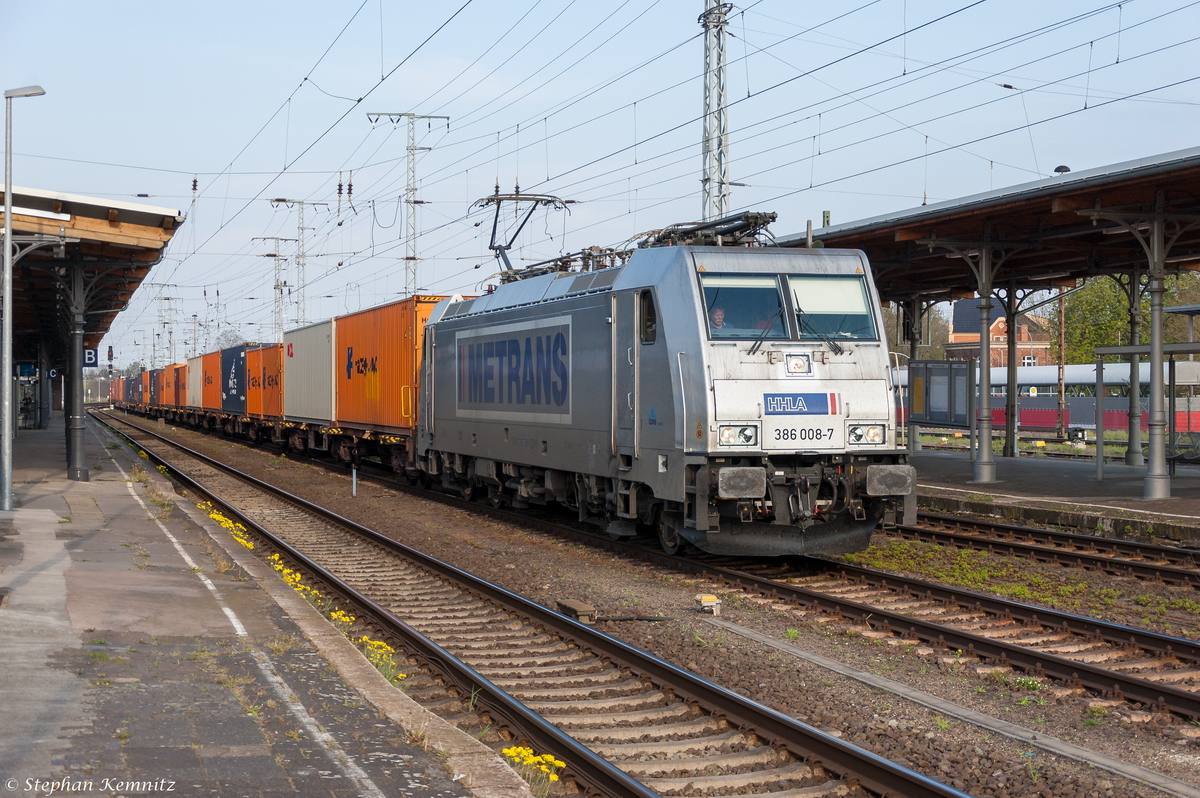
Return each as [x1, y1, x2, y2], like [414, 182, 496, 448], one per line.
[0, 412, 533, 798]
[912, 449, 1200, 542]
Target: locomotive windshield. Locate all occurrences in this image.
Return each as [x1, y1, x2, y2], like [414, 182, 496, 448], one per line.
[700, 274, 789, 340]
[788, 275, 877, 341]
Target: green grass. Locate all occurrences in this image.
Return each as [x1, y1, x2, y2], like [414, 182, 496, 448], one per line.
[842, 538, 1200, 624]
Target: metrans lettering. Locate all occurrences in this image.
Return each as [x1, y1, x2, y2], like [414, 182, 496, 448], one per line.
[763, 392, 838, 415]
[455, 319, 571, 423]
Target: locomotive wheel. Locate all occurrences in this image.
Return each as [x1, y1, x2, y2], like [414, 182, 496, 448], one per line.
[657, 514, 685, 556]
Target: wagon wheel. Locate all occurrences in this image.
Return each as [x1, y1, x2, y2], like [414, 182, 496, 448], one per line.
[657, 514, 685, 556]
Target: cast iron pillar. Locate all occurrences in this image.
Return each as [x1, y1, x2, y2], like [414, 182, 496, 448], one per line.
[975, 279, 996, 482]
[67, 263, 87, 481]
[1081, 193, 1200, 500]
[903, 297, 924, 452]
[37, 340, 50, 429]
[1145, 206, 1168, 499]
[1002, 282, 1019, 458]
[1121, 268, 1144, 466]
[920, 229, 1027, 483]
[1142, 264, 1161, 494]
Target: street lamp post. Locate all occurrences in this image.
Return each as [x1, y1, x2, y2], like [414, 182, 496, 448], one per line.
[3, 85, 45, 512]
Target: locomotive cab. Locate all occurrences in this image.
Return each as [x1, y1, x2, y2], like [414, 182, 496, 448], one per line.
[667, 249, 916, 554]
[619, 245, 914, 556]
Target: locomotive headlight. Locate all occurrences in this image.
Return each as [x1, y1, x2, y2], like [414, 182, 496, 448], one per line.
[848, 424, 885, 444]
[785, 354, 812, 375]
[719, 424, 758, 446]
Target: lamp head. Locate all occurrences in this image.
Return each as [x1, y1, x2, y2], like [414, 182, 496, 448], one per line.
[4, 86, 45, 99]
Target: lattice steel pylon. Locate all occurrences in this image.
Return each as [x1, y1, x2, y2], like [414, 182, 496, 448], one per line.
[270, 199, 327, 328]
[254, 236, 295, 343]
[366, 112, 450, 297]
[700, 1, 733, 221]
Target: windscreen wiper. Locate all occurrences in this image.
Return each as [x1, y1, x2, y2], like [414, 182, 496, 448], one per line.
[748, 306, 785, 356]
[795, 303, 844, 356]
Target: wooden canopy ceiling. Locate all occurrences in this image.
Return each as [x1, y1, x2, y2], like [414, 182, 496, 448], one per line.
[777, 147, 1200, 303]
[0, 186, 184, 364]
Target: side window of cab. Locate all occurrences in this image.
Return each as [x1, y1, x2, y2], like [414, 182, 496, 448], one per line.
[640, 290, 658, 344]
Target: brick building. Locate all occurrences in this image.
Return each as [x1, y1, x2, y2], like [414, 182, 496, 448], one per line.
[944, 297, 1052, 367]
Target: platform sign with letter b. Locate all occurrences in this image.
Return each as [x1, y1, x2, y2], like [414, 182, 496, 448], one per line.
[84, 348, 98, 367]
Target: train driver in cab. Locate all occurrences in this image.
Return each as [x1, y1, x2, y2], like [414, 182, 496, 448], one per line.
[708, 304, 727, 331]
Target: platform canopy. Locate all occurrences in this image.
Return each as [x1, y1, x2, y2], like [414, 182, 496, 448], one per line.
[778, 146, 1200, 301]
[777, 146, 1200, 497]
[0, 185, 185, 365]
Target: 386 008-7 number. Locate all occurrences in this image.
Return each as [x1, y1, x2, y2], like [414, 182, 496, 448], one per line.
[763, 420, 844, 449]
[773, 427, 834, 442]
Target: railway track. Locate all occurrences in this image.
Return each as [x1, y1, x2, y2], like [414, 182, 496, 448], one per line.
[102, 410, 1200, 723]
[767, 560, 1200, 715]
[357, 459, 1200, 723]
[892, 512, 1200, 589]
[627, 545, 1200, 724]
[95, 410, 967, 798]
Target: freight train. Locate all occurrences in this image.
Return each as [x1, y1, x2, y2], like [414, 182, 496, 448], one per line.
[112, 222, 915, 557]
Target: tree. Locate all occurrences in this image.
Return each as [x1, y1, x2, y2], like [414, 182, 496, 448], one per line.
[1047, 271, 1200, 364]
[213, 327, 245, 350]
[882, 301, 950, 361]
[1054, 278, 1134, 364]
[123, 361, 145, 377]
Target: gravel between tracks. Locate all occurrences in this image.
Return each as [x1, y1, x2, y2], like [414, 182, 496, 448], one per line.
[141, 423, 1200, 798]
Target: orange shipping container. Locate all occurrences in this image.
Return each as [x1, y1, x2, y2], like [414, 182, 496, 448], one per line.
[246, 346, 263, 417]
[155, 369, 169, 407]
[247, 344, 283, 419]
[334, 296, 444, 434]
[140, 371, 151, 404]
[173, 364, 187, 407]
[202, 352, 222, 411]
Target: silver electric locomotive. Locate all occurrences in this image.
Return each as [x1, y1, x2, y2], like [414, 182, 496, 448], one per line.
[417, 237, 914, 557]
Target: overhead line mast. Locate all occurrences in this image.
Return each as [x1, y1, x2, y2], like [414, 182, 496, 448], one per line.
[367, 113, 450, 297]
[700, 1, 733, 221]
[270, 199, 328, 328]
[253, 236, 296, 342]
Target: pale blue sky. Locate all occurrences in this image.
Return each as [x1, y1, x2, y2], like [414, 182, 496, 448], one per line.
[3, 1, 1199, 367]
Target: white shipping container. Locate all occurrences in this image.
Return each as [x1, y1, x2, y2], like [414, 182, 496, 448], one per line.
[187, 356, 204, 409]
[283, 320, 336, 424]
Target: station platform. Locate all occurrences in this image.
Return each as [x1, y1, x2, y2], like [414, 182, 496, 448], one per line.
[0, 412, 531, 798]
[912, 449, 1200, 544]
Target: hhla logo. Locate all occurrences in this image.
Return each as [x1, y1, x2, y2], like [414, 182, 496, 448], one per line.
[763, 393, 835, 415]
[766, 395, 807, 413]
